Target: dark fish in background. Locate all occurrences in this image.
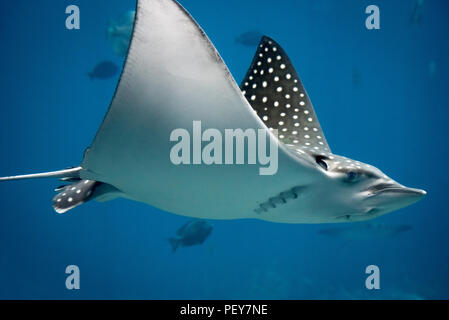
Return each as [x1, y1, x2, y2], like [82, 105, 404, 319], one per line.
[107, 10, 135, 57]
[410, 0, 424, 25]
[168, 220, 213, 252]
[88, 61, 119, 80]
[235, 31, 264, 47]
[317, 222, 412, 240]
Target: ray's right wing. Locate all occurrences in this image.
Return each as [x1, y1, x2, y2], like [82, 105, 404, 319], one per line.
[81, 0, 316, 185]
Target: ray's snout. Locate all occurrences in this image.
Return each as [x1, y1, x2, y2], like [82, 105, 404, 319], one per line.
[374, 185, 426, 198]
[366, 182, 426, 214]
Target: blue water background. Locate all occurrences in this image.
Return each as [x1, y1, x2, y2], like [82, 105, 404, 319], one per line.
[0, 0, 447, 299]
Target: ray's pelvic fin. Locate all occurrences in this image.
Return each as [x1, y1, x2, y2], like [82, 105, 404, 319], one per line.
[52, 179, 99, 214]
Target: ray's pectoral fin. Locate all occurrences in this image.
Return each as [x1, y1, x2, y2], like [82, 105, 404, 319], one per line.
[52, 179, 121, 214]
[240, 36, 332, 156]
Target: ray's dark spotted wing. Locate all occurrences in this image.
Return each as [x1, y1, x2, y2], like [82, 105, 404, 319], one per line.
[240, 36, 331, 155]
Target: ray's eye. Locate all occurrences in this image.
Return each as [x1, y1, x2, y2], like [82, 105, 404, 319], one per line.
[315, 155, 328, 171]
[346, 171, 358, 182]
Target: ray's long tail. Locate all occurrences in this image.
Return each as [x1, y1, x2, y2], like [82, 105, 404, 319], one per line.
[0, 167, 101, 213]
[0, 167, 82, 182]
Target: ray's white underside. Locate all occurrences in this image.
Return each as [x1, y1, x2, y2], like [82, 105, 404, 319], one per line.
[81, 0, 327, 222]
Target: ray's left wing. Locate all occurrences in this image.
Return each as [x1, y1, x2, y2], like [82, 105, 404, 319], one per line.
[240, 36, 332, 156]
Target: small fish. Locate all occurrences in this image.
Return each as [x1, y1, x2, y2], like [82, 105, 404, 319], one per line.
[168, 220, 213, 252]
[88, 61, 119, 80]
[107, 10, 135, 57]
[410, 0, 424, 25]
[235, 31, 264, 47]
[317, 222, 412, 240]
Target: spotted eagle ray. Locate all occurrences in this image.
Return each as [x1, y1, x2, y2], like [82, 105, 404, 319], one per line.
[0, 0, 425, 223]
